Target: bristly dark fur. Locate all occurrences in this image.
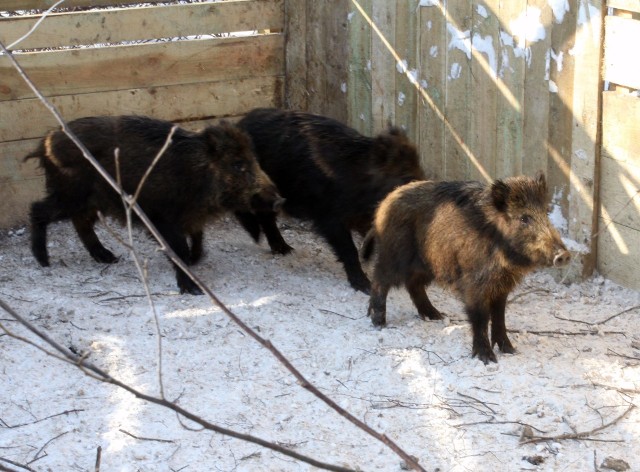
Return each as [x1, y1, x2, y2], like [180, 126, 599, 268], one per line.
[234, 107, 426, 293]
[26, 115, 281, 295]
[365, 173, 570, 364]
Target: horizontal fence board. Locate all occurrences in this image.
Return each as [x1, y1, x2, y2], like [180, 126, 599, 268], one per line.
[604, 16, 640, 89]
[0, 34, 284, 101]
[607, 0, 640, 13]
[597, 219, 640, 291]
[2, 0, 183, 12]
[0, 75, 284, 142]
[1, 0, 284, 50]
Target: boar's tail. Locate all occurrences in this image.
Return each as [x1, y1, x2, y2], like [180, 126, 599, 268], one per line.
[360, 228, 376, 261]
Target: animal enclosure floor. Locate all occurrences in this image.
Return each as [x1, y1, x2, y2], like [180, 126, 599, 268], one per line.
[1, 217, 639, 472]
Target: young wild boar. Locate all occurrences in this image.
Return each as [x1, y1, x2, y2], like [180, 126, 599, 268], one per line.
[235, 108, 426, 293]
[362, 172, 571, 364]
[26, 115, 283, 295]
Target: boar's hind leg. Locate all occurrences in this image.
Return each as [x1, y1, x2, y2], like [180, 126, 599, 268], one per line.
[30, 199, 56, 266]
[316, 220, 370, 293]
[72, 212, 117, 263]
[189, 230, 203, 264]
[405, 271, 443, 320]
[155, 220, 203, 295]
[368, 281, 390, 327]
[490, 294, 515, 354]
[466, 304, 497, 364]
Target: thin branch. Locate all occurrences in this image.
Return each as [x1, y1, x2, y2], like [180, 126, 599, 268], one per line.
[520, 404, 635, 445]
[119, 429, 175, 444]
[1, 409, 83, 429]
[95, 446, 101, 472]
[0, 458, 35, 472]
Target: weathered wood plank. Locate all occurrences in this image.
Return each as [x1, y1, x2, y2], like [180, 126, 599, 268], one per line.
[495, 0, 526, 178]
[444, 2, 473, 180]
[469, 0, 499, 180]
[417, 2, 446, 179]
[607, 0, 640, 13]
[1, 0, 284, 50]
[0, 34, 284, 102]
[568, 0, 604, 278]
[347, 0, 373, 136]
[284, 0, 307, 110]
[370, 0, 396, 132]
[394, 0, 418, 143]
[521, 0, 552, 177]
[597, 220, 640, 291]
[603, 16, 640, 89]
[0, 76, 284, 142]
[2, 0, 146, 11]
[599, 155, 640, 230]
[547, 0, 576, 216]
[305, 0, 349, 123]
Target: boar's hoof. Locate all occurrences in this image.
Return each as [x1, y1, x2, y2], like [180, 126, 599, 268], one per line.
[177, 275, 204, 295]
[419, 308, 444, 321]
[472, 342, 498, 364]
[368, 308, 386, 327]
[90, 248, 118, 264]
[493, 336, 516, 354]
[271, 242, 294, 255]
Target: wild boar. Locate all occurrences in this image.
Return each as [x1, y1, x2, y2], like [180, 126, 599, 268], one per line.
[235, 108, 426, 293]
[26, 115, 282, 294]
[362, 172, 571, 363]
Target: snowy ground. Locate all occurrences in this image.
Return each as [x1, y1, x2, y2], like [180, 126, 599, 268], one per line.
[1, 216, 639, 472]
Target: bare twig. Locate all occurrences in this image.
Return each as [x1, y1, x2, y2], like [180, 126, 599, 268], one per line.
[6, 0, 66, 50]
[1, 409, 83, 428]
[0, 458, 35, 472]
[30, 431, 69, 463]
[520, 404, 635, 445]
[119, 429, 175, 444]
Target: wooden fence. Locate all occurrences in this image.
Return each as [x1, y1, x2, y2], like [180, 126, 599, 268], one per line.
[0, 0, 285, 228]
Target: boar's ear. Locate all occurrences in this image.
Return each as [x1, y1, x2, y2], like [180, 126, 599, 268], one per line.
[490, 179, 510, 213]
[534, 170, 548, 193]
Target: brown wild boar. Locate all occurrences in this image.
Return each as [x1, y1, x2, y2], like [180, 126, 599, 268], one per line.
[26, 115, 283, 295]
[235, 108, 426, 293]
[362, 172, 571, 363]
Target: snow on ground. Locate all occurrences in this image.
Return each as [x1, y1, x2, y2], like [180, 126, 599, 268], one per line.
[0, 216, 639, 472]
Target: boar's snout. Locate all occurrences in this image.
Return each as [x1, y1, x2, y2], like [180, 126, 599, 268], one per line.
[250, 186, 285, 213]
[553, 247, 571, 267]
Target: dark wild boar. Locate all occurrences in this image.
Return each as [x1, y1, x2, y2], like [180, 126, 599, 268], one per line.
[235, 108, 426, 293]
[362, 172, 571, 363]
[26, 115, 282, 295]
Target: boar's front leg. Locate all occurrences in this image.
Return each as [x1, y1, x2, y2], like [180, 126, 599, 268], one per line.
[490, 294, 515, 354]
[316, 218, 371, 293]
[155, 220, 203, 295]
[368, 281, 390, 327]
[72, 212, 118, 263]
[189, 230, 203, 264]
[466, 302, 497, 364]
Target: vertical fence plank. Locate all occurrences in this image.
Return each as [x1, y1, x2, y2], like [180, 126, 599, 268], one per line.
[495, 0, 526, 178]
[347, 0, 373, 136]
[370, 0, 396, 132]
[285, 0, 308, 110]
[418, 3, 447, 179]
[394, 0, 419, 144]
[521, 0, 552, 177]
[469, 0, 499, 180]
[444, 1, 473, 180]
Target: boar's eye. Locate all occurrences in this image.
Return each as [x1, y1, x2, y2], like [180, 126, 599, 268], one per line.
[520, 214, 533, 226]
